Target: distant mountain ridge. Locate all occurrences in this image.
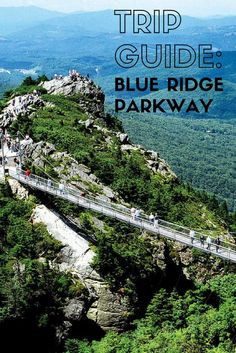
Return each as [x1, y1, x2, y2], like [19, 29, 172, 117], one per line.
[0, 6, 64, 35]
[0, 7, 236, 37]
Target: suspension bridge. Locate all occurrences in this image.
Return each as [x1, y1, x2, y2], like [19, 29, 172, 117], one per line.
[2, 168, 236, 264]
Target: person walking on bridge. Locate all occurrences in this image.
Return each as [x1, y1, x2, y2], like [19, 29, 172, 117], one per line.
[25, 169, 31, 179]
[134, 209, 141, 220]
[59, 182, 65, 194]
[206, 236, 212, 250]
[149, 213, 155, 223]
[215, 236, 221, 253]
[154, 215, 159, 228]
[190, 230, 195, 244]
[131, 207, 136, 220]
[200, 235, 205, 247]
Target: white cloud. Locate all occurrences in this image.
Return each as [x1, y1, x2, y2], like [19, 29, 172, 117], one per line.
[15, 66, 41, 75]
[0, 68, 11, 74]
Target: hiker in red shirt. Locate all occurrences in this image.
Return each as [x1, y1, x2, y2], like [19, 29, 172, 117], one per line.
[25, 169, 31, 178]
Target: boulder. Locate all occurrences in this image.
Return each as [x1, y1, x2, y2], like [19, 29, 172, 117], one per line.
[121, 144, 138, 152]
[102, 186, 116, 200]
[64, 298, 86, 321]
[85, 119, 94, 129]
[86, 280, 129, 331]
[118, 133, 129, 144]
[146, 150, 159, 160]
[78, 164, 91, 174]
[41, 75, 105, 108]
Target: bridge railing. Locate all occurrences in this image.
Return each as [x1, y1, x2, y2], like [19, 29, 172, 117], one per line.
[8, 170, 236, 259]
[158, 218, 236, 253]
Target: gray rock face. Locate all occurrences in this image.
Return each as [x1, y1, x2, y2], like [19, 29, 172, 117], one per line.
[86, 280, 129, 331]
[42, 75, 99, 97]
[8, 179, 29, 200]
[56, 321, 72, 343]
[146, 150, 159, 160]
[41, 75, 105, 116]
[143, 234, 167, 271]
[85, 119, 94, 129]
[0, 93, 45, 127]
[33, 205, 130, 332]
[23, 139, 120, 202]
[121, 144, 138, 152]
[24, 141, 55, 160]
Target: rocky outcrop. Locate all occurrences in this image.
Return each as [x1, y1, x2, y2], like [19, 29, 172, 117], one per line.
[0, 92, 45, 127]
[23, 140, 120, 203]
[86, 282, 129, 331]
[41, 74, 105, 116]
[8, 179, 29, 199]
[41, 74, 102, 99]
[0, 72, 175, 181]
[32, 205, 130, 332]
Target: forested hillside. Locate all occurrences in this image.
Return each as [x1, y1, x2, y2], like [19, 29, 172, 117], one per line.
[119, 113, 236, 210]
[65, 275, 236, 353]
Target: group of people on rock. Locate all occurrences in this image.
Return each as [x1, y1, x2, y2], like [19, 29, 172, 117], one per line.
[54, 70, 81, 81]
[54, 69, 93, 86]
[69, 69, 81, 80]
[0, 129, 34, 168]
[21, 134, 33, 147]
[5, 132, 32, 152]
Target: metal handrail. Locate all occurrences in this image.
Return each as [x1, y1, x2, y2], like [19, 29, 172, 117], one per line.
[8, 170, 236, 263]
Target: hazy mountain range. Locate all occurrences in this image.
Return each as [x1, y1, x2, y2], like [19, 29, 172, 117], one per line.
[1, 7, 236, 36]
[0, 7, 235, 92]
[0, 6, 64, 35]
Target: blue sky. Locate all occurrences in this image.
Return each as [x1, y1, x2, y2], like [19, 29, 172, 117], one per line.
[0, 0, 236, 17]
